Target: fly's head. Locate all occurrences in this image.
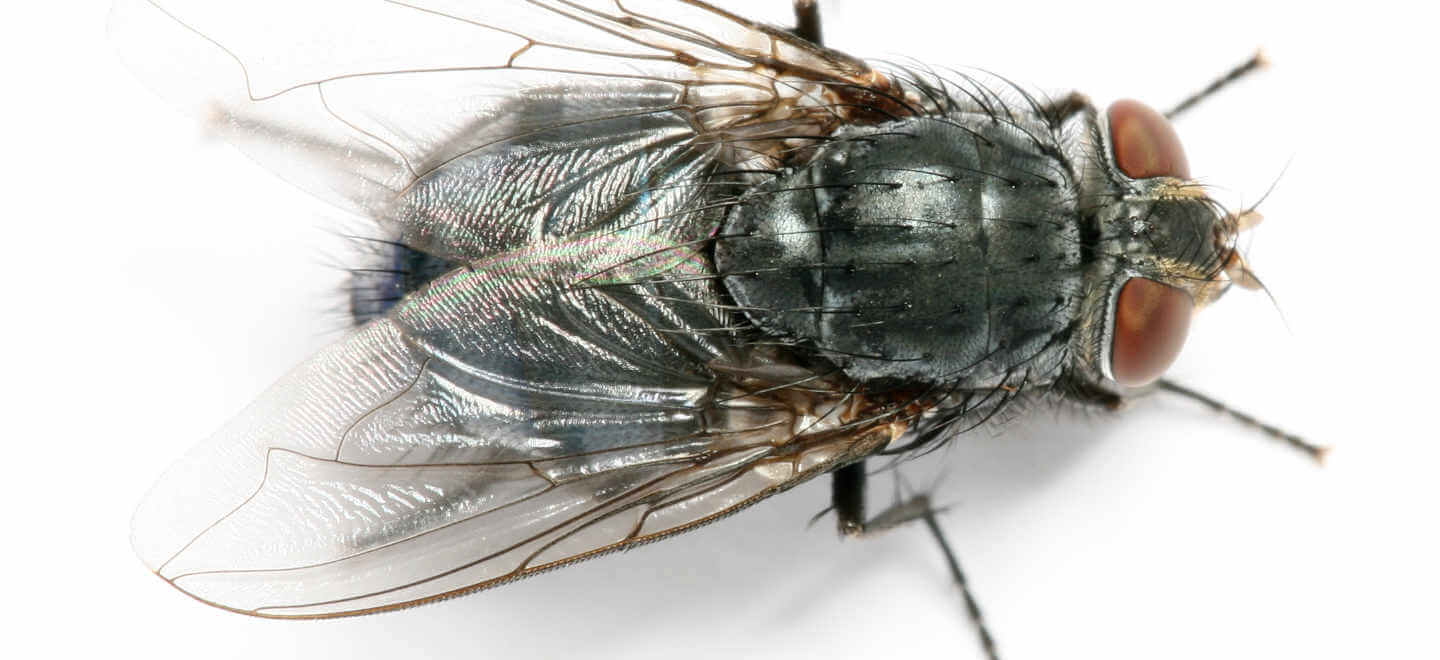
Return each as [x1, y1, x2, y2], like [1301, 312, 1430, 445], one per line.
[1072, 99, 1264, 391]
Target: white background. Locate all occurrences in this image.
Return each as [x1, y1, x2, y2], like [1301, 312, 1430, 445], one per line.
[5, 1, 1438, 659]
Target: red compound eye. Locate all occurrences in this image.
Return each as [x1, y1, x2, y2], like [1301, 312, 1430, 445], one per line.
[1111, 278, 1193, 387]
[1108, 99, 1190, 179]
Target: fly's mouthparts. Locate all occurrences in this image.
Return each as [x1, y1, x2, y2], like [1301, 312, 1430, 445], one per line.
[1233, 209, 1264, 232]
[1217, 209, 1264, 290]
[1224, 251, 1262, 290]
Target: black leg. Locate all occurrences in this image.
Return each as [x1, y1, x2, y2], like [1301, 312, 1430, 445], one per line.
[791, 0, 823, 45]
[1165, 51, 1268, 120]
[831, 461, 866, 536]
[828, 462, 1003, 660]
[1038, 90, 1094, 127]
[921, 503, 1000, 660]
[1064, 379, 1126, 411]
[1157, 379, 1329, 462]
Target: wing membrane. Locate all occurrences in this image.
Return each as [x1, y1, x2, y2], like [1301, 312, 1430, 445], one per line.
[122, 0, 923, 618]
[134, 234, 892, 617]
[110, 0, 914, 260]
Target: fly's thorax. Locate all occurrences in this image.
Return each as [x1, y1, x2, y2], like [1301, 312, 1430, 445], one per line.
[716, 114, 1086, 389]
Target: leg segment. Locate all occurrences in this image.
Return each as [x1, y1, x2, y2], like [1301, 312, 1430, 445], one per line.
[1165, 51, 1269, 119]
[920, 506, 1001, 660]
[791, 0, 823, 45]
[831, 461, 866, 536]
[1063, 375, 1326, 463]
[1038, 90, 1094, 127]
[1157, 379, 1329, 462]
[829, 461, 1003, 660]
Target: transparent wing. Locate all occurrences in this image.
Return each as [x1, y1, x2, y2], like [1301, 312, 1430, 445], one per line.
[110, 0, 915, 261]
[123, 0, 918, 617]
[133, 232, 894, 617]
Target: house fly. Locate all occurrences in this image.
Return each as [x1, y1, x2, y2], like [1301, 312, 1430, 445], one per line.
[113, 0, 1321, 656]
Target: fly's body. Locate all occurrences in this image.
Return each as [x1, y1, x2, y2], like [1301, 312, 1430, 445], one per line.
[720, 113, 1085, 388]
[113, 0, 1301, 650]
